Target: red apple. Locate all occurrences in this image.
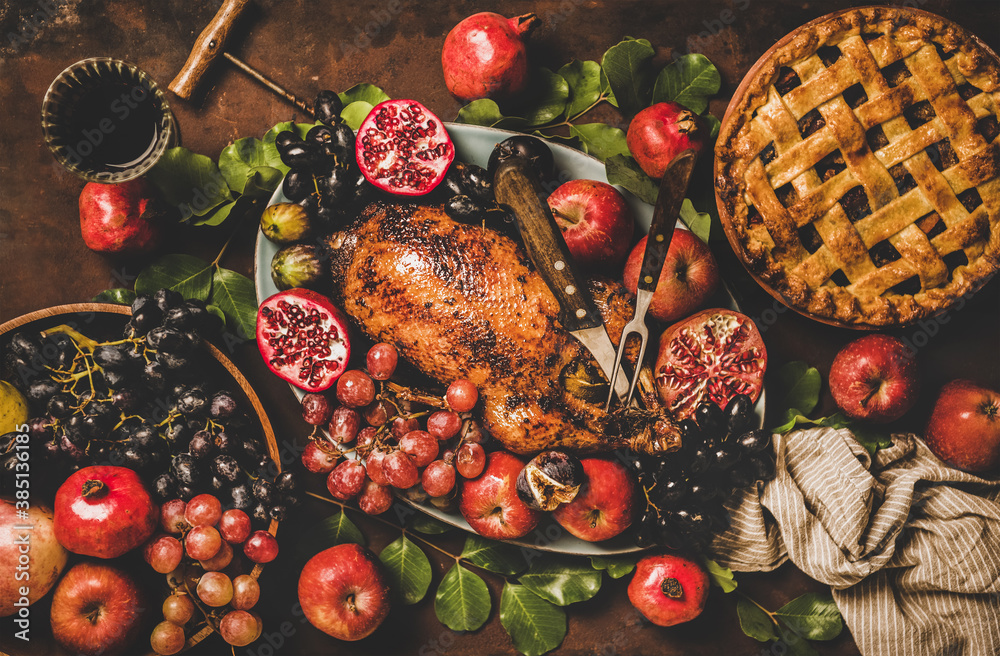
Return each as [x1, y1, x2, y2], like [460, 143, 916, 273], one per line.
[79, 177, 167, 254]
[925, 379, 1000, 473]
[50, 561, 147, 656]
[628, 554, 709, 626]
[552, 458, 636, 542]
[548, 179, 634, 269]
[1, 498, 69, 616]
[460, 451, 541, 540]
[298, 543, 390, 641]
[828, 335, 919, 423]
[54, 465, 158, 558]
[623, 229, 720, 322]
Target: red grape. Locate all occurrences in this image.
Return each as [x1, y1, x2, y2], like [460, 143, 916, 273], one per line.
[150, 621, 186, 655]
[301, 441, 339, 473]
[185, 494, 222, 527]
[244, 530, 279, 564]
[219, 509, 252, 544]
[326, 460, 367, 500]
[391, 415, 420, 439]
[162, 593, 194, 625]
[328, 406, 361, 443]
[336, 370, 376, 407]
[441, 448, 456, 464]
[358, 479, 393, 515]
[160, 499, 188, 534]
[365, 450, 390, 486]
[421, 460, 456, 497]
[367, 343, 398, 380]
[399, 430, 439, 467]
[219, 610, 262, 647]
[231, 574, 260, 610]
[362, 399, 390, 427]
[301, 392, 334, 425]
[197, 571, 234, 607]
[356, 426, 378, 455]
[427, 410, 461, 440]
[446, 379, 478, 412]
[143, 534, 183, 574]
[185, 525, 222, 561]
[383, 450, 419, 489]
[199, 539, 233, 571]
[456, 443, 486, 478]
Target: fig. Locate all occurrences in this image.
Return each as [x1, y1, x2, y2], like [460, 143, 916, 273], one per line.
[486, 135, 554, 183]
[516, 451, 584, 511]
[441, 12, 539, 103]
[271, 244, 327, 291]
[260, 202, 315, 245]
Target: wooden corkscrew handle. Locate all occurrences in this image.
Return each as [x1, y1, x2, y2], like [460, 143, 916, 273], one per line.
[169, 0, 250, 100]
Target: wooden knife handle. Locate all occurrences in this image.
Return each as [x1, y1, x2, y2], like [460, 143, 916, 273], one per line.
[169, 0, 250, 100]
[638, 149, 696, 292]
[494, 158, 602, 331]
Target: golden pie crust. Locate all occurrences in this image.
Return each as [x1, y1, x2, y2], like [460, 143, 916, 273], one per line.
[716, 6, 1000, 328]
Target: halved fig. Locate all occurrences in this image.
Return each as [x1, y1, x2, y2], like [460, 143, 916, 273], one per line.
[256, 289, 351, 392]
[654, 309, 766, 420]
[355, 99, 455, 196]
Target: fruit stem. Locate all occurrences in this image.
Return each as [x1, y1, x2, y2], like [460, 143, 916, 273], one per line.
[43, 325, 99, 351]
[736, 589, 779, 624]
[384, 381, 448, 409]
[859, 380, 882, 408]
[81, 479, 106, 498]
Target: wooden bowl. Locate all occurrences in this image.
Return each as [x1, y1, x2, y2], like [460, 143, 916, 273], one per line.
[0, 303, 279, 654]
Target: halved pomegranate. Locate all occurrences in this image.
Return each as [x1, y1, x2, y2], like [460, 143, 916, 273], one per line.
[256, 289, 351, 392]
[654, 308, 766, 420]
[355, 99, 455, 196]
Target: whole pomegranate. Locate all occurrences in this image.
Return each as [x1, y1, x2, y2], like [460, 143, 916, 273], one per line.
[53, 465, 158, 558]
[355, 99, 455, 196]
[257, 288, 352, 392]
[655, 308, 766, 420]
[1, 498, 69, 616]
[441, 12, 539, 103]
[627, 554, 708, 626]
[626, 102, 707, 180]
[79, 177, 167, 254]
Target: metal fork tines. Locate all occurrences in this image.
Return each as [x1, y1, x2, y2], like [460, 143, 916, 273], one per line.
[605, 289, 653, 409]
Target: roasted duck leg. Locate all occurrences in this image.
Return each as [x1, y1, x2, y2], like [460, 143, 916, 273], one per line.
[327, 201, 679, 455]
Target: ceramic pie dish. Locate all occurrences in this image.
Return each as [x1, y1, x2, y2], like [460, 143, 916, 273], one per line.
[715, 6, 1000, 329]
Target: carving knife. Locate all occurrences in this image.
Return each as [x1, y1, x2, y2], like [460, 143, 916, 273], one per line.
[493, 157, 631, 401]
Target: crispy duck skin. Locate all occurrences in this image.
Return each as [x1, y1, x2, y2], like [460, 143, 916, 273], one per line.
[326, 201, 678, 455]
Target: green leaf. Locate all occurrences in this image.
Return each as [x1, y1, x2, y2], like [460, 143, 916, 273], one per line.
[500, 584, 567, 656]
[737, 597, 778, 642]
[435, 563, 491, 632]
[517, 557, 602, 606]
[242, 166, 284, 200]
[702, 557, 738, 593]
[218, 137, 268, 194]
[408, 514, 452, 535]
[340, 101, 374, 131]
[189, 197, 245, 227]
[205, 304, 226, 327]
[521, 68, 569, 128]
[211, 267, 258, 340]
[295, 511, 365, 563]
[379, 535, 432, 605]
[775, 361, 822, 418]
[778, 625, 823, 656]
[338, 83, 390, 108]
[455, 99, 506, 127]
[147, 147, 233, 219]
[91, 288, 136, 305]
[679, 198, 713, 244]
[605, 154, 658, 205]
[134, 254, 213, 300]
[568, 123, 629, 161]
[559, 60, 604, 119]
[589, 555, 636, 579]
[600, 38, 655, 117]
[461, 534, 528, 576]
[705, 113, 721, 139]
[599, 68, 617, 107]
[774, 593, 843, 641]
[849, 424, 892, 454]
[652, 53, 722, 115]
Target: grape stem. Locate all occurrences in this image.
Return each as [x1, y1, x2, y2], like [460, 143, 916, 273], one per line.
[384, 381, 447, 409]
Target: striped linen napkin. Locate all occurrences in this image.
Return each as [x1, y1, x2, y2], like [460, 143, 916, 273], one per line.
[708, 426, 1000, 656]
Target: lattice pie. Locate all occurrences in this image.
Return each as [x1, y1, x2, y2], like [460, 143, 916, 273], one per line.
[716, 7, 999, 327]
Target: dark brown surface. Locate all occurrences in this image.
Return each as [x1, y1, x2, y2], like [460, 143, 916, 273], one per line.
[1, 1, 998, 655]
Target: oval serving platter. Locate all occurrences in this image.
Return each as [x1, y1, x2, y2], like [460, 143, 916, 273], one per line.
[254, 123, 764, 556]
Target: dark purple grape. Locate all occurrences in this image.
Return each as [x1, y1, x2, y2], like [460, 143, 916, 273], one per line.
[724, 394, 754, 434]
[283, 169, 313, 202]
[711, 446, 741, 471]
[737, 429, 771, 454]
[313, 91, 344, 126]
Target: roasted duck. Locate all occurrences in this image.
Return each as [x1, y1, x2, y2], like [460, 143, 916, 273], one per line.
[326, 201, 679, 455]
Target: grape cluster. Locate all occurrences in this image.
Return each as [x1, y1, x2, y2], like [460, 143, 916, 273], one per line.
[299, 342, 487, 514]
[630, 394, 776, 550]
[1, 289, 298, 524]
[145, 495, 277, 654]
